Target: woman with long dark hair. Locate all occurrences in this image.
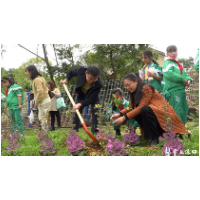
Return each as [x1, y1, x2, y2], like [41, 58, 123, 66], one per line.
[25, 65, 50, 134]
[47, 80, 61, 131]
[111, 73, 190, 146]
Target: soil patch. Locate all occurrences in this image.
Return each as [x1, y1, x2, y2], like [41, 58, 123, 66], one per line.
[85, 137, 108, 156]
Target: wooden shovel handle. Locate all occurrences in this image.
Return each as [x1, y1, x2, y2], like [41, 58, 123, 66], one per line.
[63, 84, 84, 124]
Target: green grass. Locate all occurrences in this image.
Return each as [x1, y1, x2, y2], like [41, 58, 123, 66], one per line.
[1, 121, 199, 156]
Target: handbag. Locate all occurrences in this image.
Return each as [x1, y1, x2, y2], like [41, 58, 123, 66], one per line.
[48, 90, 55, 99]
[29, 110, 34, 124]
[56, 97, 66, 110]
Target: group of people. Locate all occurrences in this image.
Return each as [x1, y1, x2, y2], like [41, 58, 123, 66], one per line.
[1, 66, 62, 135]
[1, 45, 199, 146]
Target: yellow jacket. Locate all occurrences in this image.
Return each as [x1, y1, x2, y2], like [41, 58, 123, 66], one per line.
[33, 76, 49, 106]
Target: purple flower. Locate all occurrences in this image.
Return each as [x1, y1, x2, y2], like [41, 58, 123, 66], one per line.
[123, 130, 140, 145]
[161, 128, 185, 156]
[105, 139, 128, 156]
[66, 132, 85, 155]
[39, 138, 56, 155]
[6, 141, 20, 154]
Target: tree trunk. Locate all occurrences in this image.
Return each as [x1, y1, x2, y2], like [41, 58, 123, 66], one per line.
[69, 44, 74, 67]
[108, 45, 116, 79]
[42, 44, 55, 83]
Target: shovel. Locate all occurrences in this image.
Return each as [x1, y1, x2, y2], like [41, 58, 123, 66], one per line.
[63, 84, 99, 144]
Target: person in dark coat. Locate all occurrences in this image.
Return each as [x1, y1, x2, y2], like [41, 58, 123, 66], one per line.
[60, 65, 103, 134]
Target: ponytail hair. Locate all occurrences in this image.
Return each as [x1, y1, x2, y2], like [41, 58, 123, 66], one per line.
[152, 59, 159, 66]
[142, 50, 159, 66]
[1, 77, 15, 85]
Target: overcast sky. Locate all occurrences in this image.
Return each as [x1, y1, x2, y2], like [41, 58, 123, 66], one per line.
[1, 44, 199, 70]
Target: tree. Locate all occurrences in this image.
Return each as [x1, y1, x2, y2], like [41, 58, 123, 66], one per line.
[54, 44, 82, 85]
[79, 44, 158, 79]
[42, 44, 55, 83]
[1, 44, 5, 57]
[12, 58, 50, 92]
[178, 57, 194, 71]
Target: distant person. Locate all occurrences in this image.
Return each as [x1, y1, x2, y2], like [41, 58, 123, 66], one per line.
[1, 92, 6, 133]
[25, 65, 51, 134]
[194, 49, 199, 73]
[162, 45, 192, 125]
[110, 73, 190, 146]
[105, 88, 138, 136]
[141, 50, 163, 93]
[1, 77, 24, 135]
[47, 80, 61, 131]
[60, 65, 103, 135]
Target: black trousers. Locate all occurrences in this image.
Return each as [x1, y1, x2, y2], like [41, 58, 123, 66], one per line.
[134, 106, 164, 140]
[73, 95, 99, 133]
[49, 111, 61, 127]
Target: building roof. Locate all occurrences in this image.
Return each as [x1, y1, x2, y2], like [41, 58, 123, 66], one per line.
[152, 48, 165, 56]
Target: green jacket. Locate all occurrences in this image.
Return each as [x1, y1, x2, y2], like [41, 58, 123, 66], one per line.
[6, 84, 24, 109]
[105, 98, 138, 128]
[194, 50, 199, 73]
[162, 60, 192, 95]
[1, 92, 6, 109]
[141, 61, 163, 93]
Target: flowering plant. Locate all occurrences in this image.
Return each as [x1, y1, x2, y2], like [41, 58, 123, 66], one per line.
[123, 127, 139, 145]
[159, 126, 185, 156]
[66, 131, 85, 155]
[96, 129, 115, 141]
[39, 138, 56, 155]
[37, 132, 48, 143]
[106, 139, 128, 156]
[160, 102, 185, 156]
[6, 141, 20, 154]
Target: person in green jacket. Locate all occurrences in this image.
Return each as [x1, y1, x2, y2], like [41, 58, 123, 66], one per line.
[1, 92, 6, 133]
[1, 77, 25, 135]
[162, 45, 192, 125]
[194, 49, 199, 73]
[140, 50, 163, 93]
[105, 88, 138, 136]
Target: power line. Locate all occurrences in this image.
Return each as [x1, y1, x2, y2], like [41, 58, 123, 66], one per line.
[18, 44, 45, 61]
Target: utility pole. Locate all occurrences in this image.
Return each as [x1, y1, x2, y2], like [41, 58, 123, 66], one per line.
[42, 44, 55, 83]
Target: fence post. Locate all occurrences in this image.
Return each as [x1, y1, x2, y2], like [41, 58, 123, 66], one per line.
[27, 92, 31, 128]
[86, 106, 89, 120]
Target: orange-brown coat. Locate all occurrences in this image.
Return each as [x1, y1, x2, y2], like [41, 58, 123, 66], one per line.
[121, 85, 189, 135]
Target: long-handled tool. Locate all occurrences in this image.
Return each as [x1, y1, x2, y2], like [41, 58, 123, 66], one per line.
[63, 84, 99, 144]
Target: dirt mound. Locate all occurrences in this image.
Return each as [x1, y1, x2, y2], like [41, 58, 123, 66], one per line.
[85, 137, 108, 156]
